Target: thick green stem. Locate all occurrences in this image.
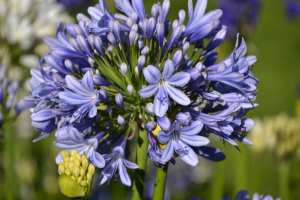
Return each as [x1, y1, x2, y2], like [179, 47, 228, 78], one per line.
[132, 123, 148, 200]
[4, 122, 13, 200]
[278, 162, 290, 200]
[152, 163, 169, 200]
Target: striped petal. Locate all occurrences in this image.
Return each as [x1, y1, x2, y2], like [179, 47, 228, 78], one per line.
[138, 84, 158, 98]
[166, 84, 190, 106]
[92, 151, 105, 168]
[82, 71, 94, 92]
[143, 65, 162, 84]
[179, 135, 209, 146]
[166, 72, 190, 86]
[118, 159, 131, 186]
[157, 130, 171, 144]
[65, 75, 93, 96]
[161, 139, 174, 162]
[179, 121, 203, 135]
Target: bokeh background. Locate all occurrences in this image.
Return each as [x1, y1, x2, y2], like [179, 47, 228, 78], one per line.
[0, 0, 300, 199]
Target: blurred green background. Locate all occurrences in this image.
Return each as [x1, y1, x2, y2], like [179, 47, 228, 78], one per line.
[1, 0, 300, 199]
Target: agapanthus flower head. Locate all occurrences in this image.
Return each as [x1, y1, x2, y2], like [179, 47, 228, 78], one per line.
[25, 0, 258, 190]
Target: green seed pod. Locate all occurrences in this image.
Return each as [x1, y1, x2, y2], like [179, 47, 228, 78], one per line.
[88, 164, 95, 174]
[73, 166, 80, 178]
[65, 168, 71, 176]
[86, 172, 93, 183]
[80, 180, 88, 187]
[82, 158, 88, 170]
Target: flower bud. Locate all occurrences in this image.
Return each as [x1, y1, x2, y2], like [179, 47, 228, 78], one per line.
[73, 24, 85, 36]
[95, 36, 104, 56]
[73, 166, 80, 178]
[107, 32, 118, 48]
[178, 9, 186, 25]
[77, 34, 93, 57]
[183, 41, 190, 54]
[76, 153, 81, 161]
[135, 66, 139, 75]
[115, 93, 124, 109]
[127, 84, 133, 95]
[188, 68, 201, 81]
[176, 112, 192, 126]
[127, 18, 133, 27]
[146, 103, 153, 113]
[88, 34, 95, 50]
[78, 20, 89, 37]
[71, 176, 76, 181]
[65, 168, 71, 176]
[131, 12, 138, 24]
[107, 46, 114, 55]
[172, 19, 179, 30]
[141, 46, 149, 55]
[86, 172, 93, 183]
[88, 164, 95, 174]
[138, 39, 144, 50]
[157, 116, 172, 131]
[151, 4, 159, 18]
[80, 180, 88, 187]
[99, 87, 109, 102]
[74, 159, 81, 167]
[138, 55, 146, 71]
[112, 20, 121, 41]
[172, 50, 183, 68]
[129, 30, 137, 46]
[80, 168, 86, 177]
[142, 18, 148, 38]
[120, 62, 127, 76]
[168, 25, 184, 49]
[77, 176, 83, 184]
[160, 0, 170, 23]
[58, 163, 65, 175]
[147, 17, 157, 41]
[70, 156, 75, 162]
[82, 158, 89, 170]
[156, 23, 165, 47]
[131, 24, 138, 32]
[106, 105, 113, 115]
[145, 121, 157, 132]
[117, 115, 125, 127]
[71, 150, 77, 157]
[68, 162, 74, 172]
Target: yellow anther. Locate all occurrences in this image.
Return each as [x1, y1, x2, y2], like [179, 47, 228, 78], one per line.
[73, 166, 80, 178]
[65, 169, 71, 176]
[82, 158, 89, 170]
[74, 159, 81, 167]
[88, 164, 95, 175]
[80, 180, 88, 187]
[86, 172, 93, 183]
[80, 168, 86, 177]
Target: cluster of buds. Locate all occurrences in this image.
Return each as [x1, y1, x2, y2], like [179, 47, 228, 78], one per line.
[57, 150, 95, 198]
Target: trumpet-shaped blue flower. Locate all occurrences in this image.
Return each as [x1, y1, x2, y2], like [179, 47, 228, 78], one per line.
[139, 60, 191, 117]
[96, 141, 139, 186]
[157, 121, 209, 166]
[54, 126, 105, 168]
[59, 71, 100, 123]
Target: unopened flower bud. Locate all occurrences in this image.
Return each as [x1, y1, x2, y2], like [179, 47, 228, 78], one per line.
[168, 25, 184, 49]
[195, 62, 204, 71]
[138, 39, 144, 50]
[131, 24, 138, 32]
[70, 156, 75, 162]
[76, 153, 81, 161]
[127, 84, 133, 95]
[188, 68, 201, 81]
[178, 9, 186, 25]
[58, 164, 65, 175]
[120, 62, 127, 76]
[65, 168, 71, 176]
[73, 166, 80, 178]
[135, 66, 139, 75]
[68, 162, 74, 172]
[71, 176, 76, 181]
[141, 46, 149, 55]
[183, 41, 190, 54]
[172, 19, 179, 30]
[82, 158, 89, 170]
[151, 4, 159, 18]
[156, 23, 165, 47]
[95, 36, 104, 56]
[88, 34, 95, 50]
[131, 12, 138, 24]
[138, 55, 146, 71]
[88, 163, 95, 174]
[107, 46, 114, 55]
[107, 32, 118, 48]
[71, 150, 77, 157]
[99, 88, 109, 102]
[129, 30, 137, 46]
[146, 103, 153, 113]
[142, 18, 148, 38]
[172, 50, 183, 68]
[127, 18, 133, 27]
[145, 121, 157, 132]
[112, 20, 121, 41]
[80, 180, 88, 187]
[176, 112, 192, 126]
[77, 176, 83, 184]
[86, 172, 93, 183]
[147, 17, 157, 41]
[115, 93, 124, 109]
[80, 168, 86, 177]
[118, 115, 125, 127]
[106, 105, 113, 115]
[74, 159, 81, 167]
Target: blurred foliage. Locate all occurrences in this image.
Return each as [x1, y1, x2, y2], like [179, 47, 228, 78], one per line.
[1, 0, 300, 199]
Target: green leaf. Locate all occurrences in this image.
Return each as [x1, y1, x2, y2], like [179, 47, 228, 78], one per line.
[58, 174, 85, 198]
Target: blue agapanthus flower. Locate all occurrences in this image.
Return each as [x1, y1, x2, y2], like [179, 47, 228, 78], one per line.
[24, 0, 259, 191]
[285, 0, 300, 22]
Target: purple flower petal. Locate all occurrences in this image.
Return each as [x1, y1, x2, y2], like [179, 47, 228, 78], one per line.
[65, 75, 93, 96]
[157, 130, 171, 144]
[153, 88, 169, 117]
[92, 151, 105, 168]
[178, 121, 203, 135]
[179, 141, 198, 166]
[118, 159, 131, 186]
[139, 84, 158, 98]
[82, 71, 94, 92]
[166, 84, 190, 106]
[124, 160, 139, 169]
[161, 139, 174, 162]
[68, 126, 84, 142]
[143, 65, 162, 84]
[180, 135, 209, 146]
[166, 72, 190, 86]
[162, 60, 174, 79]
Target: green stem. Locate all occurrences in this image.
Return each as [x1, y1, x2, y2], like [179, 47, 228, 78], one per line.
[132, 123, 148, 200]
[4, 122, 13, 200]
[278, 162, 290, 200]
[152, 163, 169, 200]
